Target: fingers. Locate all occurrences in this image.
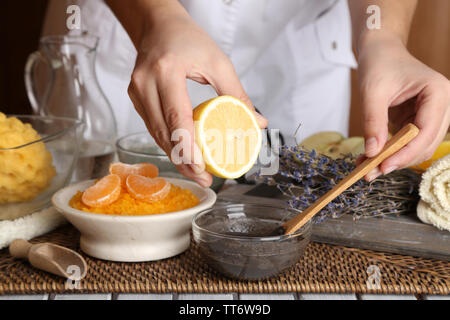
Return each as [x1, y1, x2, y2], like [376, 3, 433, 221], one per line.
[254, 111, 269, 129]
[129, 46, 267, 188]
[356, 154, 383, 182]
[366, 167, 383, 182]
[157, 66, 196, 160]
[380, 85, 450, 172]
[361, 83, 450, 182]
[359, 84, 391, 181]
[156, 65, 213, 187]
[355, 155, 366, 166]
[129, 73, 173, 155]
[361, 91, 390, 158]
[128, 61, 212, 187]
[207, 59, 268, 129]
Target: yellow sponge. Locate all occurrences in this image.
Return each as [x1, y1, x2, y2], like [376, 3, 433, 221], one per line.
[0, 113, 56, 204]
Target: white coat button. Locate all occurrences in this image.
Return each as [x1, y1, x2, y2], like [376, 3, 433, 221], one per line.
[332, 41, 338, 50]
[223, 0, 233, 5]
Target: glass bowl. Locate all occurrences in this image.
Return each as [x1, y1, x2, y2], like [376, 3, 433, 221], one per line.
[116, 132, 225, 192]
[0, 115, 82, 220]
[192, 204, 312, 280]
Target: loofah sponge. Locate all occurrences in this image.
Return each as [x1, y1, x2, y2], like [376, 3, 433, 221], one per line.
[0, 113, 56, 204]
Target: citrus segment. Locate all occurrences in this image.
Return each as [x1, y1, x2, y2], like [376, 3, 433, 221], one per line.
[109, 162, 159, 185]
[193, 95, 262, 179]
[81, 174, 121, 207]
[126, 175, 171, 203]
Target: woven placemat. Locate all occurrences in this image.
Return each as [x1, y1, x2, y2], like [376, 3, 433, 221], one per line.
[0, 225, 449, 295]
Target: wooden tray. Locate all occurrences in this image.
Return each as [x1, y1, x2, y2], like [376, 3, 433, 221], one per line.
[219, 184, 450, 261]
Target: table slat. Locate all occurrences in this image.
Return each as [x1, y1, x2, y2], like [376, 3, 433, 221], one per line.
[300, 294, 357, 300]
[239, 294, 296, 300]
[426, 295, 450, 300]
[177, 294, 234, 300]
[52, 294, 112, 300]
[360, 294, 417, 300]
[116, 294, 174, 300]
[0, 294, 49, 300]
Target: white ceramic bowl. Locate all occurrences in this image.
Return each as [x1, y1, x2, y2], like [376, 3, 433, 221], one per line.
[52, 178, 216, 262]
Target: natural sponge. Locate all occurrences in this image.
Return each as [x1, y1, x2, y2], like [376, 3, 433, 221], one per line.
[0, 113, 56, 204]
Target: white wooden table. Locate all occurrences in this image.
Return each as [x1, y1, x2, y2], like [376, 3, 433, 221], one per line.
[1, 182, 448, 301]
[0, 293, 448, 300]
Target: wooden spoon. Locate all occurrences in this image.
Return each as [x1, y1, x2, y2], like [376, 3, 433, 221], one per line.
[281, 123, 420, 235]
[9, 239, 88, 280]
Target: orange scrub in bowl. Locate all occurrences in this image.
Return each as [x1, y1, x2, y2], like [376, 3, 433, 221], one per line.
[69, 163, 199, 216]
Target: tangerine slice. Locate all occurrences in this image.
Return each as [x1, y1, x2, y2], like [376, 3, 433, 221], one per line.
[109, 162, 159, 185]
[126, 175, 171, 203]
[81, 174, 121, 207]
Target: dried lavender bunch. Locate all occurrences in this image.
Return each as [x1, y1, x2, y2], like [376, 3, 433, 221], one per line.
[256, 145, 421, 223]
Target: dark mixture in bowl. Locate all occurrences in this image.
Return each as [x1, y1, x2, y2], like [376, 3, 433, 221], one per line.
[193, 205, 312, 280]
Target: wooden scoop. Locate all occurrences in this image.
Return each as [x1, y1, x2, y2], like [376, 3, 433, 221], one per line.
[281, 123, 420, 235]
[9, 239, 88, 280]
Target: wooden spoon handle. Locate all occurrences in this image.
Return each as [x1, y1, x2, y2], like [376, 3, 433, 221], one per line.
[10, 239, 33, 259]
[283, 123, 420, 235]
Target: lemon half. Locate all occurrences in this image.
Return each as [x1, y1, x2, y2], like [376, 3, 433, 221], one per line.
[194, 96, 262, 179]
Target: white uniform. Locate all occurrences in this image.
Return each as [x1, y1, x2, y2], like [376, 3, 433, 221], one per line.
[43, 0, 357, 144]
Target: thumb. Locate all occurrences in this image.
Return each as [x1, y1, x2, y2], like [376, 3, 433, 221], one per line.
[362, 92, 390, 158]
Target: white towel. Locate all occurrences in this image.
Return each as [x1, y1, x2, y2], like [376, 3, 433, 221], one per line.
[417, 154, 450, 231]
[0, 207, 67, 250]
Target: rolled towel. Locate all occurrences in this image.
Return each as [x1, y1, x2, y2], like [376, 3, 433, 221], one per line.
[417, 154, 450, 231]
[417, 200, 450, 231]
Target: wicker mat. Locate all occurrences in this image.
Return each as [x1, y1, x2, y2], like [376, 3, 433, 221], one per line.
[0, 225, 449, 295]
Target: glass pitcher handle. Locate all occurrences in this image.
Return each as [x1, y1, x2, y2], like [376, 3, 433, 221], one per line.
[24, 51, 49, 115]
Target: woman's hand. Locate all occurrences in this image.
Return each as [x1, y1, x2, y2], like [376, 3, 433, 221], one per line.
[107, 0, 267, 187]
[357, 32, 450, 181]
